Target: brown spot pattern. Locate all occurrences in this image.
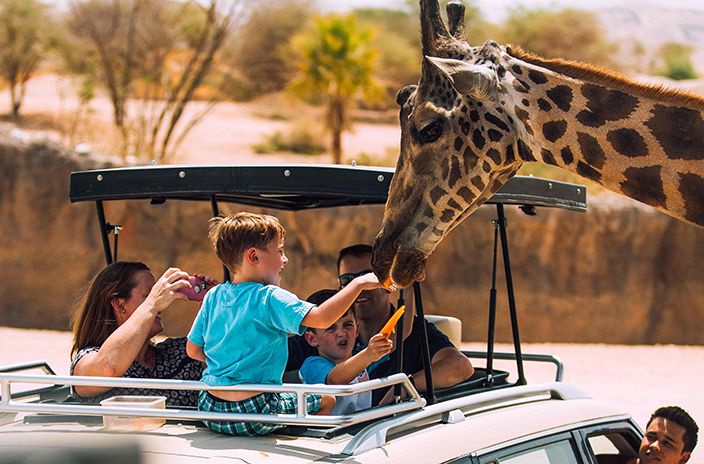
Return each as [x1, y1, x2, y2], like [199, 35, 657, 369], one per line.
[447, 198, 462, 210]
[541, 149, 557, 165]
[560, 146, 574, 165]
[506, 144, 516, 163]
[459, 117, 471, 135]
[645, 105, 704, 160]
[542, 120, 567, 142]
[429, 186, 447, 204]
[577, 132, 606, 168]
[440, 209, 455, 223]
[472, 129, 486, 149]
[576, 161, 601, 181]
[620, 166, 665, 207]
[485, 113, 510, 132]
[528, 69, 548, 84]
[463, 146, 478, 172]
[577, 84, 639, 127]
[512, 64, 522, 75]
[454, 137, 463, 151]
[679, 173, 704, 224]
[537, 98, 552, 111]
[448, 156, 461, 188]
[471, 176, 485, 191]
[546, 85, 573, 112]
[488, 129, 503, 142]
[487, 148, 501, 165]
[607, 128, 649, 158]
[457, 186, 474, 202]
[517, 139, 536, 161]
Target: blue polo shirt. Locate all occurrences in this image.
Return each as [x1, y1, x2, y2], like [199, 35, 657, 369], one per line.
[188, 281, 313, 386]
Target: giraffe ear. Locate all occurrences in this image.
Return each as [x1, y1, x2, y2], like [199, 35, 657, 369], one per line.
[425, 56, 498, 101]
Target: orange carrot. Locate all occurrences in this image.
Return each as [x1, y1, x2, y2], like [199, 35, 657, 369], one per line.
[383, 276, 393, 289]
[380, 306, 405, 337]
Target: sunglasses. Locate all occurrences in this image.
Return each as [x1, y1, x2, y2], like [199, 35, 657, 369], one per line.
[338, 269, 373, 287]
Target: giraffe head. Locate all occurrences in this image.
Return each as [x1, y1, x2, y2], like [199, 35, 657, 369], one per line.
[373, 0, 533, 286]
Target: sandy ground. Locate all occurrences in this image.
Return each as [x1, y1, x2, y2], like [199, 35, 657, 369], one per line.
[1, 327, 702, 460]
[6, 73, 401, 165]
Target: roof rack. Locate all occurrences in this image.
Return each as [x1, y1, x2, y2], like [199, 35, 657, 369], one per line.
[0, 372, 424, 428]
[342, 382, 590, 456]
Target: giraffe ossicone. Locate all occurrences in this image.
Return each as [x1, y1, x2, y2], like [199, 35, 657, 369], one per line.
[372, 0, 704, 287]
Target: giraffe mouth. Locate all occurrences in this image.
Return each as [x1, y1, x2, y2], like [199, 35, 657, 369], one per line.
[372, 236, 428, 288]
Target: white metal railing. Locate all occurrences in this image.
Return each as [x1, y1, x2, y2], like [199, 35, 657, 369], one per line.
[0, 372, 425, 428]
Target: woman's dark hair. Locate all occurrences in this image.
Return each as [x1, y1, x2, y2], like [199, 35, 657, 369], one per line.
[70, 261, 150, 357]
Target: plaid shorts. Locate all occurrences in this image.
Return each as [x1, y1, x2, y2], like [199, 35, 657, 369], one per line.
[198, 391, 322, 436]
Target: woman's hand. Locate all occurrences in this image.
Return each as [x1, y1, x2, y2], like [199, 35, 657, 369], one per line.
[143, 267, 190, 313]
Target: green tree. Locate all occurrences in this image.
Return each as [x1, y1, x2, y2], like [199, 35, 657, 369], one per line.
[0, 0, 52, 119]
[288, 14, 380, 164]
[656, 42, 698, 81]
[499, 8, 616, 68]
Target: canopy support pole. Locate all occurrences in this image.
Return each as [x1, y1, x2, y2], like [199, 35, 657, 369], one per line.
[496, 204, 526, 385]
[210, 196, 231, 283]
[413, 282, 436, 405]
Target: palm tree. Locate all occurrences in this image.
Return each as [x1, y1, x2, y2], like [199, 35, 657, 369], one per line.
[289, 14, 379, 164]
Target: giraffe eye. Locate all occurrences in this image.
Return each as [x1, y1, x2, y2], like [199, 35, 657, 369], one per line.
[418, 119, 445, 144]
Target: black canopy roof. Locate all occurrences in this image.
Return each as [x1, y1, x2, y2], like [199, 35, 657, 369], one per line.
[69, 164, 587, 212]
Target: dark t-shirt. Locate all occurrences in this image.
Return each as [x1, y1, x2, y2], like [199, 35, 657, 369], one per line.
[287, 308, 454, 403]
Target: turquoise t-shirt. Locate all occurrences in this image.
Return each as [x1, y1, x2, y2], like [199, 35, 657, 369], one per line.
[187, 281, 313, 386]
[299, 356, 372, 415]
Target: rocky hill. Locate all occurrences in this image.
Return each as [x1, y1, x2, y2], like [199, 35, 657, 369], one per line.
[1, 134, 703, 344]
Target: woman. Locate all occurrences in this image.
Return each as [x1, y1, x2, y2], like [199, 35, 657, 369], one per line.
[70, 261, 211, 407]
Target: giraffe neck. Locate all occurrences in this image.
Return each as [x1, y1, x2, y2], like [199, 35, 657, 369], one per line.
[509, 51, 704, 226]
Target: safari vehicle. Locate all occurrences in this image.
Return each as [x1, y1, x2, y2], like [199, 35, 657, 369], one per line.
[0, 164, 643, 463]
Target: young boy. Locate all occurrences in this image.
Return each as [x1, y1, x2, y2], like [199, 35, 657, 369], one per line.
[299, 289, 394, 415]
[186, 212, 388, 436]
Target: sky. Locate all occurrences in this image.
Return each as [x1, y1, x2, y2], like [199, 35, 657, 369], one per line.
[317, 0, 704, 22]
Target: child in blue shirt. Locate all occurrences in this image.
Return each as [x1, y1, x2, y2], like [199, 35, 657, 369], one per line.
[299, 289, 393, 415]
[186, 212, 388, 436]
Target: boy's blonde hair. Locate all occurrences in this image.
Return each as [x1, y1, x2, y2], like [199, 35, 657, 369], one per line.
[208, 212, 286, 273]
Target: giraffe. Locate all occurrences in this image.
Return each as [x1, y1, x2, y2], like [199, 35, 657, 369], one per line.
[372, 0, 704, 287]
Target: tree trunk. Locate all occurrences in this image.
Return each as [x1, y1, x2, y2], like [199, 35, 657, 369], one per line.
[9, 81, 20, 121]
[332, 129, 342, 164]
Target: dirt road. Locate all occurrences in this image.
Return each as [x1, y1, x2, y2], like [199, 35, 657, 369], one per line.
[2, 327, 701, 460]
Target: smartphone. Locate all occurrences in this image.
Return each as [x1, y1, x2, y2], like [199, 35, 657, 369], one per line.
[178, 276, 210, 301]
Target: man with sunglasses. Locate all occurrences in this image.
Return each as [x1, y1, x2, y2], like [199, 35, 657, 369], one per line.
[287, 244, 474, 404]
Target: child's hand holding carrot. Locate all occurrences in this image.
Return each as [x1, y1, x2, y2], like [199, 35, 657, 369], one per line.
[365, 333, 394, 362]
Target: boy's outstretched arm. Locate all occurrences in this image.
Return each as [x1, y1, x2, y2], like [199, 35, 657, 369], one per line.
[302, 273, 392, 328]
[326, 334, 393, 385]
[186, 340, 206, 362]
